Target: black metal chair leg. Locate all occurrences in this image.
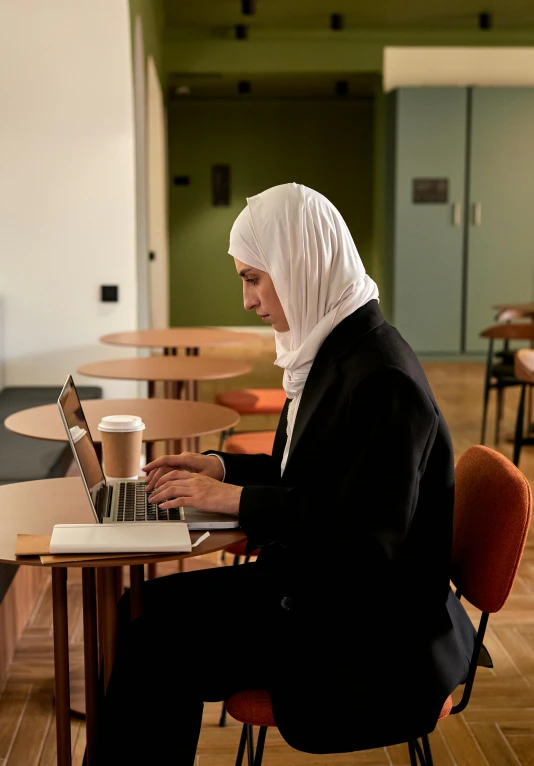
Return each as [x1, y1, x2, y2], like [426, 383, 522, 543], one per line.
[218, 430, 227, 450]
[253, 727, 267, 766]
[495, 386, 504, 445]
[233, 555, 242, 566]
[414, 739, 427, 765]
[421, 733, 435, 766]
[481, 339, 494, 445]
[513, 383, 527, 466]
[408, 741, 418, 766]
[246, 724, 255, 766]
[235, 724, 247, 766]
[219, 702, 227, 727]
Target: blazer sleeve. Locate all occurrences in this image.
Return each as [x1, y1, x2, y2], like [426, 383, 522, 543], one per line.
[237, 366, 440, 559]
[203, 450, 280, 487]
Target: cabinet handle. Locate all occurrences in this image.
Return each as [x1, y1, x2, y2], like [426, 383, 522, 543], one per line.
[452, 203, 461, 226]
[472, 202, 482, 226]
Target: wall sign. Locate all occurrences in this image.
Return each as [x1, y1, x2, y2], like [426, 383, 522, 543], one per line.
[412, 178, 448, 203]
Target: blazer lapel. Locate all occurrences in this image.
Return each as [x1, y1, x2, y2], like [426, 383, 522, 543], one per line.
[282, 300, 384, 480]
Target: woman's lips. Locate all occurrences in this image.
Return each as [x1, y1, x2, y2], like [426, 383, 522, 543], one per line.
[261, 315, 270, 322]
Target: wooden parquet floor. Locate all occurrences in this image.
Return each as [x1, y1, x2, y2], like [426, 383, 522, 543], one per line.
[0, 348, 533, 765]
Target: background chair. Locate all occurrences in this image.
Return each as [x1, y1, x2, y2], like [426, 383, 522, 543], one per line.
[479, 323, 534, 445]
[223, 445, 532, 766]
[215, 389, 285, 449]
[513, 349, 534, 466]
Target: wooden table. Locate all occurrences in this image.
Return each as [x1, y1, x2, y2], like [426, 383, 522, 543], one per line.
[1, 477, 245, 766]
[4, 398, 240, 461]
[77, 356, 252, 402]
[100, 328, 261, 355]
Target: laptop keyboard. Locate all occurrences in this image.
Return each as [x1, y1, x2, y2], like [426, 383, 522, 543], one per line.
[116, 481, 181, 522]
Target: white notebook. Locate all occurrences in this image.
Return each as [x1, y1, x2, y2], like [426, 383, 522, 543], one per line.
[50, 522, 208, 554]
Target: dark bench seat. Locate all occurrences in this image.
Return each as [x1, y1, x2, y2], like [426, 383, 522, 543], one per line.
[0, 385, 101, 601]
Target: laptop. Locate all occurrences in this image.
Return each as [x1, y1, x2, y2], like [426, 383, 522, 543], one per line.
[58, 375, 239, 530]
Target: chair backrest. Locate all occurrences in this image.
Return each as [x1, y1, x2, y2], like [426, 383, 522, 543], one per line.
[452, 445, 532, 613]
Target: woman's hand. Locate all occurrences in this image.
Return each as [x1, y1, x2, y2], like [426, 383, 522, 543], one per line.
[144, 452, 224, 492]
[148, 472, 242, 515]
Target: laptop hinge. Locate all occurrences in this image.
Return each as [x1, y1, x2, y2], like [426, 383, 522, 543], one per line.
[96, 485, 113, 521]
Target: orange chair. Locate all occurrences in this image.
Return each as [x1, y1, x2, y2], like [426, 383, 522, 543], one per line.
[215, 389, 286, 449]
[513, 349, 534, 466]
[224, 431, 276, 456]
[224, 446, 532, 766]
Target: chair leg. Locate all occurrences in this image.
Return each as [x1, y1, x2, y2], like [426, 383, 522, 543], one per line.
[218, 430, 227, 451]
[408, 741, 418, 766]
[513, 384, 527, 467]
[495, 386, 504, 445]
[233, 555, 242, 566]
[421, 733, 434, 766]
[219, 701, 227, 727]
[235, 724, 247, 766]
[413, 739, 427, 765]
[253, 727, 267, 766]
[246, 724, 255, 766]
[481, 340, 494, 445]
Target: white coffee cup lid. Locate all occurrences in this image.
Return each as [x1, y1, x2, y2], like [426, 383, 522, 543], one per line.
[97, 415, 146, 433]
[69, 425, 87, 444]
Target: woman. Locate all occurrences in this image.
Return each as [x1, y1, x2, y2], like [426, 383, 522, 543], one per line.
[95, 183, 475, 764]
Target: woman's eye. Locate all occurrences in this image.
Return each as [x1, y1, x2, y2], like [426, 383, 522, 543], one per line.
[246, 279, 257, 285]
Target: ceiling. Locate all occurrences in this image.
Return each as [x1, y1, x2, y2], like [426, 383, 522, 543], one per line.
[167, 72, 380, 100]
[163, 0, 534, 31]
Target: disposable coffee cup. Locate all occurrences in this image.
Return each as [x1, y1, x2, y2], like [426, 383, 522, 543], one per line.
[97, 415, 146, 481]
[69, 426, 103, 489]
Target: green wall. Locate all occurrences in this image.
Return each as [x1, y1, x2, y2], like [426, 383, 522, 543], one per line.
[168, 98, 375, 327]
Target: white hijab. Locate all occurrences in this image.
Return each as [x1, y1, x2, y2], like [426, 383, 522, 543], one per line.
[229, 182, 379, 475]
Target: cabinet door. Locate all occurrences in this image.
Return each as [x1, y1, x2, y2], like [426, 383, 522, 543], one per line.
[466, 88, 534, 352]
[392, 88, 467, 354]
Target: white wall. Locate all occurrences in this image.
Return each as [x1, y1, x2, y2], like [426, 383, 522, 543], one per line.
[0, 0, 138, 398]
[384, 47, 534, 92]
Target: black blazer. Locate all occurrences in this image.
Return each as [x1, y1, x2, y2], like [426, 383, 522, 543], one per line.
[213, 301, 475, 753]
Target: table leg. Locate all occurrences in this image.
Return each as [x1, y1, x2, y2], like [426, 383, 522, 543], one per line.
[147, 563, 157, 580]
[148, 381, 156, 399]
[97, 567, 119, 692]
[52, 568, 72, 766]
[130, 565, 144, 620]
[82, 568, 99, 765]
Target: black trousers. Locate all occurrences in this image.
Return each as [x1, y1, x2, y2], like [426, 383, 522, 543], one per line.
[93, 562, 284, 765]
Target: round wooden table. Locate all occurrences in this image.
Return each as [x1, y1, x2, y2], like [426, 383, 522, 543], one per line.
[2, 477, 245, 766]
[100, 328, 261, 354]
[4, 398, 240, 461]
[77, 356, 252, 401]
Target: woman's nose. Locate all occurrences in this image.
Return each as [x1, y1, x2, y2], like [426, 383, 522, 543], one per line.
[243, 287, 259, 312]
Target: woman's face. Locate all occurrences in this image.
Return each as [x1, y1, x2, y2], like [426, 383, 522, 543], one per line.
[234, 258, 289, 332]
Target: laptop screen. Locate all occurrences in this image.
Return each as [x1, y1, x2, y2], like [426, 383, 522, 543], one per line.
[58, 376, 105, 520]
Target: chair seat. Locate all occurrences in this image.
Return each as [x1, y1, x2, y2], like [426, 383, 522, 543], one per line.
[224, 540, 259, 557]
[225, 690, 453, 729]
[515, 349, 534, 384]
[215, 389, 286, 415]
[226, 690, 277, 727]
[224, 431, 276, 455]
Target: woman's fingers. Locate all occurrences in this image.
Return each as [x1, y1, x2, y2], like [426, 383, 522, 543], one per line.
[149, 481, 194, 504]
[145, 466, 170, 492]
[153, 469, 192, 490]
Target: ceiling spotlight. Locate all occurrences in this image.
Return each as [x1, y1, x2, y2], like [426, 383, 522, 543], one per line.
[241, 0, 256, 14]
[331, 13, 344, 30]
[335, 80, 349, 96]
[235, 24, 248, 39]
[176, 85, 191, 96]
[238, 80, 251, 94]
[478, 11, 492, 29]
